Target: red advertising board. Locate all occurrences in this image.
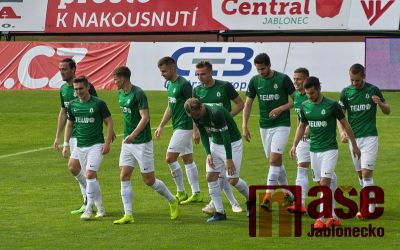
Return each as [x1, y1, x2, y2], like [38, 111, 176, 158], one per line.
[45, 0, 227, 33]
[0, 42, 130, 90]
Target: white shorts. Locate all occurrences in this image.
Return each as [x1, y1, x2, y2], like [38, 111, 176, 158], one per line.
[349, 136, 378, 171]
[206, 139, 243, 178]
[119, 141, 155, 173]
[260, 127, 290, 157]
[310, 150, 338, 182]
[296, 139, 311, 164]
[167, 129, 193, 156]
[69, 137, 78, 160]
[77, 144, 103, 172]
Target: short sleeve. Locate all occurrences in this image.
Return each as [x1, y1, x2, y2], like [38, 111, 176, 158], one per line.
[246, 77, 257, 98]
[226, 82, 239, 100]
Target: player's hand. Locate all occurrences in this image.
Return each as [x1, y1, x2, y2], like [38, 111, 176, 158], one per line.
[340, 131, 349, 143]
[154, 126, 163, 139]
[243, 127, 251, 142]
[269, 107, 282, 120]
[225, 159, 236, 176]
[289, 145, 296, 159]
[193, 129, 200, 144]
[352, 145, 361, 160]
[102, 142, 110, 155]
[62, 146, 69, 159]
[53, 138, 60, 151]
[207, 154, 214, 168]
[111, 131, 117, 143]
[123, 134, 135, 144]
[371, 95, 382, 104]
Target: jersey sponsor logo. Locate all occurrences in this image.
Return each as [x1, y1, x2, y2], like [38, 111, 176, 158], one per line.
[350, 104, 371, 112]
[168, 96, 177, 103]
[207, 126, 228, 132]
[75, 117, 95, 123]
[259, 94, 280, 101]
[309, 120, 328, 128]
[121, 106, 132, 114]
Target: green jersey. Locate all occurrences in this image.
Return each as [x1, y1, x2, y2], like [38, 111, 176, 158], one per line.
[67, 96, 111, 147]
[299, 97, 345, 152]
[59, 82, 97, 137]
[293, 90, 308, 120]
[193, 104, 241, 159]
[118, 85, 152, 144]
[167, 76, 193, 130]
[339, 82, 384, 138]
[246, 71, 295, 128]
[193, 80, 239, 112]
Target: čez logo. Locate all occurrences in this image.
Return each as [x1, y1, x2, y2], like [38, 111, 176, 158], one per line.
[170, 46, 254, 91]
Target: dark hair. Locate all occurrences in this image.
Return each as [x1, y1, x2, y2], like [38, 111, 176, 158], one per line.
[158, 56, 176, 68]
[73, 75, 89, 87]
[349, 63, 365, 76]
[60, 58, 76, 70]
[294, 67, 309, 77]
[195, 60, 213, 70]
[304, 76, 321, 90]
[184, 98, 202, 115]
[254, 53, 271, 66]
[113, 66, 131, 79]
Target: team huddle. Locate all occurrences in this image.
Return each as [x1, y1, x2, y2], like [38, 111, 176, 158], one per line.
[53, 53, 390, 227]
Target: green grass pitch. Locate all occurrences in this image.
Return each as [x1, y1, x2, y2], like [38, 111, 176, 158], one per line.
[0, 90, 398, 249]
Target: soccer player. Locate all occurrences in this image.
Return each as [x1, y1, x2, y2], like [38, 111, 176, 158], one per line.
[184, 98, 247, 222]
[289, 76, 361, 229]
[62, 76, 115, 220]
[155, 57, 202, 204]
[112, 66, 179, 224]
[53, 58, 97, 215]
[287, 68, 310, 214]
[193, 60, 247, 214]
[338, 64, 390, 219]
[242, 53, 295, 210]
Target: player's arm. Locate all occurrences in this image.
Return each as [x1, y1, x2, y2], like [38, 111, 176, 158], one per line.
[372, 96, 390, 115]
[62, 119, 73, 159]
[231, 95, 244, 117]
[242, 97, 254, 142]
[155, 103, 171, 139]
[124, 108, 149, 144]
[289, 122, 306, 159]
[337, 90, 349, 143]
[215, 110, 235, 175]
[269, 93, 294, 119]
[102, 116, 114, 155]
[54, 107, 67, 150]
[338, 117, 361, 160]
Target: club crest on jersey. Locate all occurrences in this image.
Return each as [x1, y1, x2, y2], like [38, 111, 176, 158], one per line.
[321, 109, 326, 115]
[173, 88, 176, 93]
[127, 99, 131, 104]
[365, 93, 370, 99]
[89, 108, 94, 113]
[274, 84, 278, 89]
[217, 92, 221, 97]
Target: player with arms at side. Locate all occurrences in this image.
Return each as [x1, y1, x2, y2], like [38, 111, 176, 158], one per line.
[338, 64, 390, 219]
[112, 66, 179, 224]
[155, 57, 202, 204]
[53, 58, 97, 215]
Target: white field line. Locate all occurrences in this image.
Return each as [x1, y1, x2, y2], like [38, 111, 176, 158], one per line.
[0, 125, 172, 160]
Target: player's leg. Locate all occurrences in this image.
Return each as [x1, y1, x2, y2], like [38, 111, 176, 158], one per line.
[320, 150, 341, 228]
[288, 140, 310, 214]
[180, 153, 202, 204]
[166, 131, 188, 201]
[206, 143, 226, 222]
[357, 136, 378, 219]
[226, 140, 249, 214]
[140, 141, 179, 220]
[349, 139, 363, 187]
[68, 138, 87, 215]
[83, 144, 105, 220]
[114, 143, 135, 224]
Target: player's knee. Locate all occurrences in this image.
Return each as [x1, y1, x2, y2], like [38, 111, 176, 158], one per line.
[143, 174, 155, 186]
[86, 170, 97, 179]
[207, 173, 219, 182]
[228, 178, 238, 186]
[68, 159, 80, 175]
